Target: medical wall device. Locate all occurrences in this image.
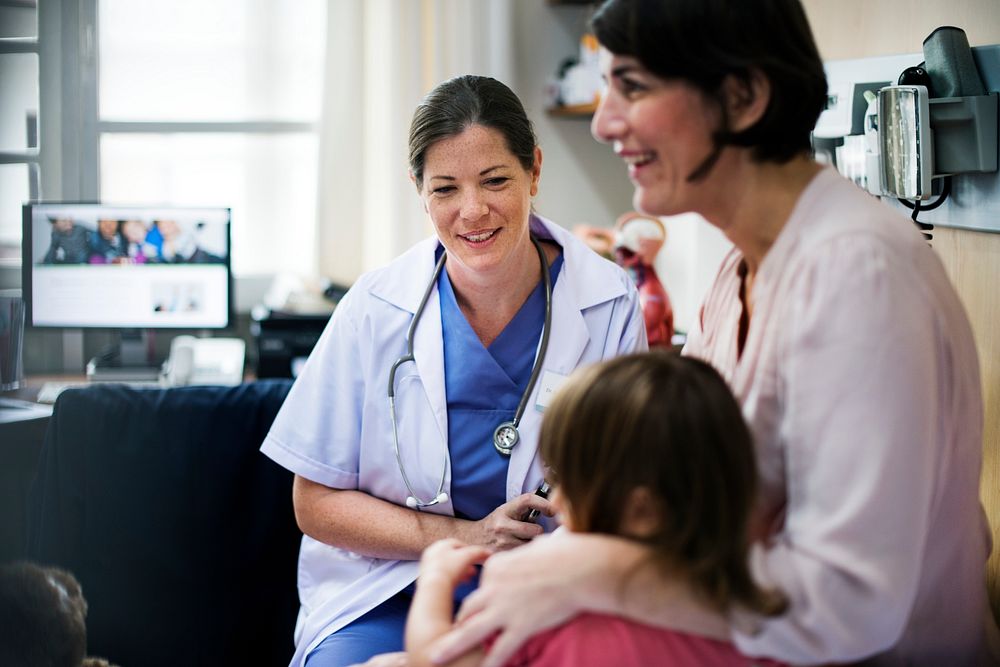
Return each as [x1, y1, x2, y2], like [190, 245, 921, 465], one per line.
[879, 85, 934, 199]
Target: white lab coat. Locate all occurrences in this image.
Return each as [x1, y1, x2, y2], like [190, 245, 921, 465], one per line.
[261, 215, 647, 666]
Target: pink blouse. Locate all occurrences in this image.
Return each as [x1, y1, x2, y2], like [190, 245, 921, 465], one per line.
[684, 167, 994, 665]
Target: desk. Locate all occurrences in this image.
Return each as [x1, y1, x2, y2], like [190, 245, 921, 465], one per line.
[0, 380, 55, 561]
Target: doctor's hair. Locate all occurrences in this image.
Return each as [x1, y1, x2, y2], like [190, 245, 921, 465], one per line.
[539, 351, 785, 617]
[591, 0, 827, 175]
[408, 75, 537, 190]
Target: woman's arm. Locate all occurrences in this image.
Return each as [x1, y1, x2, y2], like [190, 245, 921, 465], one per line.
[406, 540, 491, 667]
[431, 532, 729, 667]
[293, 476, 554, 561]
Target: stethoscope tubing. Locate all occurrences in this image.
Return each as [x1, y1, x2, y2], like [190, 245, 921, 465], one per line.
[388, 251, 449, 508]
[387, 235, 552, 509]
[387, 250, 447, 400]
[511, 237, 552, 430]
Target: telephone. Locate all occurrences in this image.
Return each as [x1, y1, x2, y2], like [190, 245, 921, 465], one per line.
[161, 335, 246, 387]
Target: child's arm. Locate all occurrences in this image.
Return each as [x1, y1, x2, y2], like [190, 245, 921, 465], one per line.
[406, 539, 492, 667]
[430, 533, 731, 667]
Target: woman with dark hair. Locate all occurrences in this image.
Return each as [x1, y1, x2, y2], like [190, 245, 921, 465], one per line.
[431, 2, 996, 666]
[260, 74, 645, 667]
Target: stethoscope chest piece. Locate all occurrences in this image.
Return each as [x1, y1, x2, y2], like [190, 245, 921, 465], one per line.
[493, 421, 519, 456]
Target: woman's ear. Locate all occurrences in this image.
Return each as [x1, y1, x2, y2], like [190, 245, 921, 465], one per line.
[530, 146, 543, 197]
[619, 486, 662, 539]
[722, 68, 771, 133]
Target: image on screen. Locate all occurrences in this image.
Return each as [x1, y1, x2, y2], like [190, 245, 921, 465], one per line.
[23, 203, 232, 329]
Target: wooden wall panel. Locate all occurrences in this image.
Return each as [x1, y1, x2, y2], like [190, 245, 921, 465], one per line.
[802, 0, 1000, 622]
[933, 227, 1000, 621]
[803, 0, 1000, 60]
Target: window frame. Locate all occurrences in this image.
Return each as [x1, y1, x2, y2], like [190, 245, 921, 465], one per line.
[63, 0, 321, 279]
[0, 0, 41, 259]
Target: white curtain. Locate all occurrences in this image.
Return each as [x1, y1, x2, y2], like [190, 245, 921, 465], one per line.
[316, 0, 515, 285]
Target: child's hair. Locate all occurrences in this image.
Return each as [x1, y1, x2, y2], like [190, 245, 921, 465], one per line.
[0, 561, 116, 667]
[539, 351, 785, 616]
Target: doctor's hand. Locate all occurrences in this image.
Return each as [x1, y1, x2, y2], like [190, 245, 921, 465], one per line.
[460, 492, 553, 552]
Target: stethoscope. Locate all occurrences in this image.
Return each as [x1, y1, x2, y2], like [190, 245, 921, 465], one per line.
[387, 234, 553, 509]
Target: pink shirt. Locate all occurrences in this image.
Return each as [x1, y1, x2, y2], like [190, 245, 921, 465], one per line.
[684, 168, 994, 665]
[502, 613, 782, 667]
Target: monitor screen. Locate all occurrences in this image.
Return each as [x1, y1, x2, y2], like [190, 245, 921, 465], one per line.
[22, 203, 232, 329]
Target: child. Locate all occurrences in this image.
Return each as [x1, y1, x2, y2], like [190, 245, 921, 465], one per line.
[405, 351, 785, 667]
[0, 561, 118, 667]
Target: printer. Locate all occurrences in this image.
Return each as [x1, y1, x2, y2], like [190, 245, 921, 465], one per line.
[250, 281, 348, 379]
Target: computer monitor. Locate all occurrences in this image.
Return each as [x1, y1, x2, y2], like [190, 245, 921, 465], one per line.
[22, 203, 233, 330]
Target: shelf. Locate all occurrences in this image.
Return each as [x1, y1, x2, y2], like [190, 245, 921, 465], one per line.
[546, 102, 599, 117]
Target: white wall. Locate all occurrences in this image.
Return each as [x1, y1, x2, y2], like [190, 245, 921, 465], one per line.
[510, 1, 633, 229]
[655, 214, 731, 336]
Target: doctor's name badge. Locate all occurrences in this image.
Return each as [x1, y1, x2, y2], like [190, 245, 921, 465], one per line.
[535, 370, 569, 412]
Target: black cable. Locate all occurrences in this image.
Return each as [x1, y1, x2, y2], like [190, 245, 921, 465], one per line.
[910, 200, 932, 242]
[898, 176, 952, 243]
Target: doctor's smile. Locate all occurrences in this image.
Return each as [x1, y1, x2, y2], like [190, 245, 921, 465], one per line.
[457, 228, 500, 245]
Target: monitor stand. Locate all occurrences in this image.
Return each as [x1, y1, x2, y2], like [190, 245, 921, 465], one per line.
[86, 329, 162, 382]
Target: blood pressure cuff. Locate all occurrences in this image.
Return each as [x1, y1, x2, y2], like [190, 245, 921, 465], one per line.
[922, 26, 986, 97]
[27, 380, 300, 667]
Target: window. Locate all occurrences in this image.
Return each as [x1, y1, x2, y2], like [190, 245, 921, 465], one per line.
[2, 0, 326, 277]
[95, 0, 326, 276]
[0, 0, 40, 263]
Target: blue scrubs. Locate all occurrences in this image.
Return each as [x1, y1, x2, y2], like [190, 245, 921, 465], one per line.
[305, 249, 563, 667]
[441, 252, 563, 521]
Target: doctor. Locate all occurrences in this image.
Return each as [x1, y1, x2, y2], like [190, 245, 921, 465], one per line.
[261, 74, 646, 667]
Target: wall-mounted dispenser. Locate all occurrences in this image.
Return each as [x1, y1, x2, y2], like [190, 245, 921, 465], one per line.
[874, 87, 998, 199]
[879, 85, 934, 199]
